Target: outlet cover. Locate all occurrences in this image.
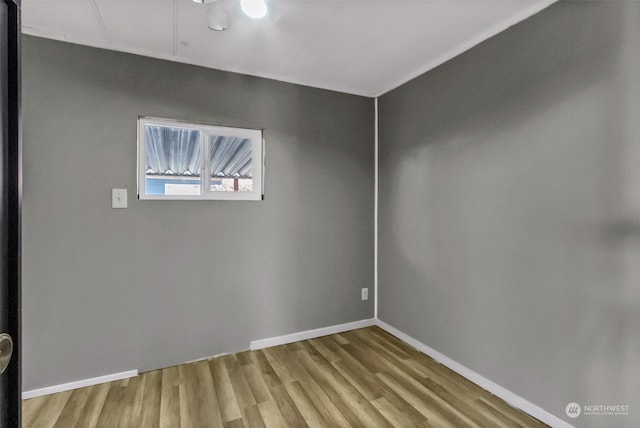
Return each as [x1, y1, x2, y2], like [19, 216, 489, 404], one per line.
[112, 189, 128, 209]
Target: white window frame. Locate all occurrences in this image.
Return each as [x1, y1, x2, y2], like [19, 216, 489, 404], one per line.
[137, 117, 264, 201]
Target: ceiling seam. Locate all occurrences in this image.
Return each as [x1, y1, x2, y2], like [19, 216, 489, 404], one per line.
[90, 0, 110, 45]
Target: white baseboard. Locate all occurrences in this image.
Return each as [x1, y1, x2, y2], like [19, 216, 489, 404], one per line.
[374, 320, 573, 428]
[250, 318, 376, 351]
[22, 369, 138, 400]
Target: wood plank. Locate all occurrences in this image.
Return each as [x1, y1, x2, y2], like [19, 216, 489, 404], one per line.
[159, 385, 180, 428]
[160, 365, 180, 390]
[477, 397, 547, 427]
[333, 333, 349, 345]
[119, 374, 144, 426]
[386, 363, 484, 428]
[140, 370, 162, 427]
[308, 337, 341, 363]
[95, 379, 128, 428]
[178, 361, 224, 427]
[268, 384, 308, 427]
[347, 328, 489, 416]
[263, 346, 317, 389]
[254, 350, 282, 389]
[50, 387, 91, 428]
[261, 347, 299, 385]
[419, 376, 512, 427]
[51, 386, 95, 428]
[235, 350, 254, 366]
[372, 396, 432, 428]
[27, 390, 72, 428]
[330, 342, 386, 400]
[297, 349, 393, 428]
[242, 405, 266, 428]
[210, 357, 243, 422]
[23, 396, 48, 427]
[377, 388, 433, 427]
[340, 342, 389, 374]
[159, 367, 180, 428]
[69, 382, 110, 428]
[353, 328, 417, 360]
[241, 362, 272, 403]
[377, 371, 460, 428]
[224, 418, 246, 428]
[332, 359, 383, 401]
[293, 378, 351, 427]
[284, 381, 329, 428]
[257, 399, 288, 428]
[223, 355, 257, 410]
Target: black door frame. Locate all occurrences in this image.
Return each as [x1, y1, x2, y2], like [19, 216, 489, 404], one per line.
[1, 0, 22, 426]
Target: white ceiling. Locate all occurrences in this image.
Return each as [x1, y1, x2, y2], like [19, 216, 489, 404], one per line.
[21, 0, 555, 97]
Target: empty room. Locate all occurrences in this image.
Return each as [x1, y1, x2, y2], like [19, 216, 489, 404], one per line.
[0, 0, 638, 427]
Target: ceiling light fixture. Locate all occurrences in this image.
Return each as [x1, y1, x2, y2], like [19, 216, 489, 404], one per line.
[193, 0, 269, 31]
[240, 0, 268, 19]
[208, 1, 231, 31]
[193, 0, 231, 31]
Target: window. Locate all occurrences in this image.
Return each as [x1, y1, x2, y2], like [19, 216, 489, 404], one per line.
[137, 117, 263, 200]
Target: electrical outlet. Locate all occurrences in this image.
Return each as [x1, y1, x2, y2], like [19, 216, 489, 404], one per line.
[361, 288, 369, 301]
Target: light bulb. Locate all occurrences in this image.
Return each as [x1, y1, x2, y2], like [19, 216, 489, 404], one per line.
[240, 0, 267, 19]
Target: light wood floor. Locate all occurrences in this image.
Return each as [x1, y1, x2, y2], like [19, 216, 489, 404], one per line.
[23, 326, 548, 427]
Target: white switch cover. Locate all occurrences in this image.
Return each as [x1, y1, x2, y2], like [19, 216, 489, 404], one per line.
[112, 189, 128, 209]
[361, 288, 369, 301]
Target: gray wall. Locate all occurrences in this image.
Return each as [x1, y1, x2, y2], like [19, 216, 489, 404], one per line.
[21, 36, 374, 391]
[378, 2, 639, 427]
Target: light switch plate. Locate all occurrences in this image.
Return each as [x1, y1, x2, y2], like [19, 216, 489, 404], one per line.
[112, 189, 128, 209]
